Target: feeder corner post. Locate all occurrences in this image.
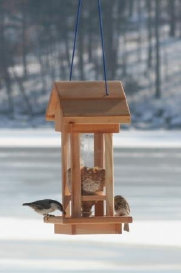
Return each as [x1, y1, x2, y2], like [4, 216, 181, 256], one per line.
[61, 125, 71, 217]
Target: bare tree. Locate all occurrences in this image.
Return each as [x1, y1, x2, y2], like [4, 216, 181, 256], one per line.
[169, 0, 176, 37]
[0, 5, 14, 115]
[147, 0, 153, 69]
[155, 0, 161, 99]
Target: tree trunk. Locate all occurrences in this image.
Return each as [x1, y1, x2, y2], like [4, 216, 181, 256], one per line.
[147, 0, 153, 69]
[0, 7, 14, 115]
[22, 2, 28, 78]
[169, 0, 176, 37]
[155, 0, 161, 99]
[78, 17, 85, 80]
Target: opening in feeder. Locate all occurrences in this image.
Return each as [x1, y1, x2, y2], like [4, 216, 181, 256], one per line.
[44, 81, 133, 235]
[67, 133, 105, 217]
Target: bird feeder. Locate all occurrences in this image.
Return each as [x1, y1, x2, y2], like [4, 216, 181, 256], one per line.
[44, 81, 133, 234]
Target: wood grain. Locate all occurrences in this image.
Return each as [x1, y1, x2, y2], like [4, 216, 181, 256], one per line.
[105, 133, 114, 216]
[54, 224, 72, 234]
[54, 223, 123, 235]
[70, 131, 81, 217]
[65, 124, 120, 133]
[55, 81, 125, 99]
[71, 223, 121, 234]
[61, 99, 130, 117]
[61, 129, 70, 216]
[44, 216, 133, 224]
[46, 87, 57, 120]
[81, 195, 106, 201]
[94, 133, 104, 216]
[63, 116, 130, 124]
[55, 105, 63, 132]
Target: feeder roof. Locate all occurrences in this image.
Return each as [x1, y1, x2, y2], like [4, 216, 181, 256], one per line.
[46, 81, 131, 126]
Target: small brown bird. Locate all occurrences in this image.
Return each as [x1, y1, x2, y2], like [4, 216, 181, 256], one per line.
[23, 199, 66, 217]
[114, 195, 130, 232]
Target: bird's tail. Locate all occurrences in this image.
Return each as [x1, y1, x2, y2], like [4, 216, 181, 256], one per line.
[124, 223, 129, 232]
[22, 203, 32, 206]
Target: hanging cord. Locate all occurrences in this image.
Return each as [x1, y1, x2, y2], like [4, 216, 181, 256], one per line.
[69, 0, 82, 81]
[97, 0, 109, 96]
[69, 0, 109, 96]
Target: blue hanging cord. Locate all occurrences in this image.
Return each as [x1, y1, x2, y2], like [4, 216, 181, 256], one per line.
[69, 0, 82, 81]
[97, 0, 109, 96]
[69, 0, 109, 96]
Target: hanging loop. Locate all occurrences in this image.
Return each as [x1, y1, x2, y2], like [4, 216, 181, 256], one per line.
[69, 0, 109, 96]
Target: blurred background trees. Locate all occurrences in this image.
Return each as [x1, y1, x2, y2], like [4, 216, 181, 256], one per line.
[0, 0, 181, 128]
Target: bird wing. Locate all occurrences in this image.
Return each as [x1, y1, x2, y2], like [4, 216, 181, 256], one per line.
[31, 200, 51, 210]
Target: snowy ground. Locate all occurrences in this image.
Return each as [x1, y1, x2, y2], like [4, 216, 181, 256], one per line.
[0, 130, 181, 272]
[0, 128, 181, 148]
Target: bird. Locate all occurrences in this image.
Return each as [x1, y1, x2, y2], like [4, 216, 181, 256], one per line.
[23, 199, 66, 217]
[114, 195, 130, 232]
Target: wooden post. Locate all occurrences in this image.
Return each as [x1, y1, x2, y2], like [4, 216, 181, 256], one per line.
[70, 131, 81, 217]
[105, 133, 114, 216]
[94, 133, 104, 216]
[61, 130, 70, 216]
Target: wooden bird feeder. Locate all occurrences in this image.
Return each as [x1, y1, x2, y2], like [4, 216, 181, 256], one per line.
[44, 81, 133, 235]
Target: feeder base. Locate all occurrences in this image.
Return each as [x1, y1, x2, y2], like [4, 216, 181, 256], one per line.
[44, 215, 133, 235]
[54, 223, 122, 235]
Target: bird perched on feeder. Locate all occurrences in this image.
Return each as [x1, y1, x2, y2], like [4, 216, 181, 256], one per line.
[23, 199, 66, 217]
[114, 195, 130, 232]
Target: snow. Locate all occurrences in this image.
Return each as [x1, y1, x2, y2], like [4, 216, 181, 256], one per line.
[1, 218, 181, 247]
[1, 136, 181, 272]
[0, 129, 181, 148]
[1, 218, 181, 272]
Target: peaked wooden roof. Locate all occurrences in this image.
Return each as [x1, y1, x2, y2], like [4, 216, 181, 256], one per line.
[46, 81, 131, 125]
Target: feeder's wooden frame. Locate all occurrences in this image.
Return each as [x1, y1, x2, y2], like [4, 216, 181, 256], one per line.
[46, 128, 133, 235]
[45, 81, 132, 235]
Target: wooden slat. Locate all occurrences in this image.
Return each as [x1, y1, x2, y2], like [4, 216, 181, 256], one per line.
[94, 133, 104, 167]
[105, 133, 114, 216]
[72, 223, 120, 234]
[54, 224, 73, 235]
[94, 133, 104, 216]
[55, 81, 125, 99]
[61, 130, 70, 216]
[55, 107, 62, 131]
[61, 99, 130, 117]
[62, 216, 133, 224]
[63, 116, 130, 124]
[44, 216, 133, 224]
[46, 87, 57, 120]
[54, 223, 123, 235]
[70, 131, 81, 217]
[44, 216, 63, 224]
[65, 124, 120, 133]
[115, 224, 122, 234]
[81, 195, 106, 201]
